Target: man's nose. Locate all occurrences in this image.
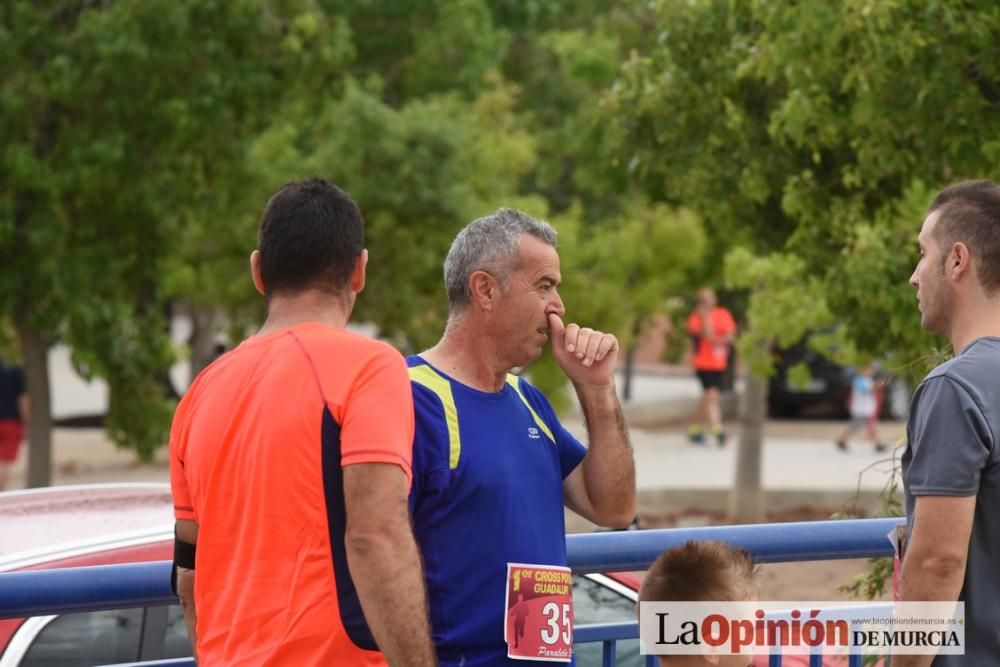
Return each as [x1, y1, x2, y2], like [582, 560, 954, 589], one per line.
[549, 289, 566, 317]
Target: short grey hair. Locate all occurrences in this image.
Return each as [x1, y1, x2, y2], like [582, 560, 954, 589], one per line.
[444, 208, 558, 310]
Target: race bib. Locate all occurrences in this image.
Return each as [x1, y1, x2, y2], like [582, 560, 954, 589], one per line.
[505, 563, 574, 662]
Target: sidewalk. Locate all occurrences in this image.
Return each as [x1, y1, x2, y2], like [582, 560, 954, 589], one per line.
[562, 417, 902, 521]
[8, 418, 904, 522]
[6, 367, 904, 524]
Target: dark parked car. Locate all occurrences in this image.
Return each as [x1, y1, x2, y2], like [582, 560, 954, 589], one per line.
[768, 342, 910, 420]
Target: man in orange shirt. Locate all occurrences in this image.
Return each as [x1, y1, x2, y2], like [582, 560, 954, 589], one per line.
[169, 178, 436, 666]
[686, 288, 736, 446]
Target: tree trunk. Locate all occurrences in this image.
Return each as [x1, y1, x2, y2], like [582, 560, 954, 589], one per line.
[729, 373, 768, 523]
[14, 317, 53, 488]
[622, 344, 636, 402]
[11, 96, 61, 488]
[621, 318, 641, 402]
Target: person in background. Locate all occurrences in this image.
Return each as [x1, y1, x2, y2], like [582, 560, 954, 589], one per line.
[835, 362, 888, 453]
[0, 360, 28, 491]
[686, 288, 736, 446]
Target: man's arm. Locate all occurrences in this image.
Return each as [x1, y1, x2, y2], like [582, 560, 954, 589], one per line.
[549, 313, 636, 528]
[709, 310, 736, 345]
[174, 518, 199, 661]
[344, 462, 436, 667]
[563, 383, 635, 527]
[893, 495, 974, 667]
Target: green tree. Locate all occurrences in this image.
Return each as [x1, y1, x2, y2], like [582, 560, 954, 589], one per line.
[603, 0, 1000, 519]
[0, 0, 352, 484]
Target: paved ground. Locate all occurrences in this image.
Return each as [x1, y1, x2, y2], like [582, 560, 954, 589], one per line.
[7, 414, 905, 514]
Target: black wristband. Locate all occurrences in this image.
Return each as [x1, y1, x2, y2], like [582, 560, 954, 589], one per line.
[171, 530, 197, 595]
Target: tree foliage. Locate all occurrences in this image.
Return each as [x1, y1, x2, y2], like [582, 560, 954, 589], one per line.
[1, 0, 355, 474]
[4, 0, 999, 481]
[605, 0, 1000, 376]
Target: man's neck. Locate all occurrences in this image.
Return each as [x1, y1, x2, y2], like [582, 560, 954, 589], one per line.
[257, 291, 352, 336]
[420, 317, 509, 392]
[947, 295, 1000, 354]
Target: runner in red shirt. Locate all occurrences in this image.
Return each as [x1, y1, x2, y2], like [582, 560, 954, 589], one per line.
[686, 288, 736, 446]
[169, 179, 435, 666]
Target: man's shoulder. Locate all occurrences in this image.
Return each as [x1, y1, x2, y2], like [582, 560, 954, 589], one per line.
[713, 306, 735, 321]
[954, 337, 1000, 372]
[925, 339, 1000, 391]
[403, 356, 444, 387]
[287, 328, 404, 383]
[295, 323, 395, 355]
[508, 373, 549, 401]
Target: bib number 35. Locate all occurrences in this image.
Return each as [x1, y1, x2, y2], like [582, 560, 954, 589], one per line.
[540, 602, 572, 646]
[505, 562, 574, 661]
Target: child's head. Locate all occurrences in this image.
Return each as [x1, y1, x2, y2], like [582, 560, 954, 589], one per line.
[639, 540, 758, 667]
[641, 540, 758, 603]
[858, 362, 876, 377]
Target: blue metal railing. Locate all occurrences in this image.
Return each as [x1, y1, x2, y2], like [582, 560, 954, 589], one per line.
[567, 517, 901, 572]
[0, 517, 903, 666]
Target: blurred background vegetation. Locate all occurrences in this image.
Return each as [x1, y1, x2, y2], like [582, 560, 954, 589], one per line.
[2, 0, 997, 485]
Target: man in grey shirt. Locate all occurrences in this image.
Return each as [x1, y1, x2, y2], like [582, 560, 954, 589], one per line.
[899, 180, 1000, 666]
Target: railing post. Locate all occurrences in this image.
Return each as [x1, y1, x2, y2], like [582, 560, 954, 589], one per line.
[601, 639, 617, 667]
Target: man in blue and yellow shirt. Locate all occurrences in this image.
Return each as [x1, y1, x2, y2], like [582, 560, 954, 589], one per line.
[408, 208, 636, 666]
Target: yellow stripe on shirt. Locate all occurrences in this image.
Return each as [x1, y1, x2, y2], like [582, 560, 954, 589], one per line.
[505, 374, 555, 444]
[409, 365, 462, 469]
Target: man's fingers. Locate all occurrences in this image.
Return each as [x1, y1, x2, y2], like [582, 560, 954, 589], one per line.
[564, 323, 581, 353]
[573, 328, 594, 358]
[547, 312, 566, 343]
[555, 318, 620, 367]
[595, 334, 619, 362]
[582, 331, 603, 366]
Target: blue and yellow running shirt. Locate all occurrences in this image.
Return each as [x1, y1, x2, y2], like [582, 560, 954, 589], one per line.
[407, 356, 588, 667]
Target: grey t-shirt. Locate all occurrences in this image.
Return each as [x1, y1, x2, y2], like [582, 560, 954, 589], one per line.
[903, 336, 1000, 664]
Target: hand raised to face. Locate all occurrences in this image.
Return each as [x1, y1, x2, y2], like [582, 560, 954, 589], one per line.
[547, 313, 619, 387]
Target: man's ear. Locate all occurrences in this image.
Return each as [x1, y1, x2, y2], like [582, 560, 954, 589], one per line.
[468, 270, 499, 310]
[250, 250, 265, 296]
[350, 249, 368, 294]
[950, 241, 971, 281]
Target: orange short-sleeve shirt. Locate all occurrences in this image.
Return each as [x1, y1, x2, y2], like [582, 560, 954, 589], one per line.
[169, 322, 414, 666]
[686, 307, 736, 372]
